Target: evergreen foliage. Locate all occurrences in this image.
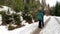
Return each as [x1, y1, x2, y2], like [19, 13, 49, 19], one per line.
[53, 2, 60, 16]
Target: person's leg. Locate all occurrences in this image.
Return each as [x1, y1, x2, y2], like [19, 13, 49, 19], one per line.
[41, 20, 44, 27]
[38, 20, 42, 28]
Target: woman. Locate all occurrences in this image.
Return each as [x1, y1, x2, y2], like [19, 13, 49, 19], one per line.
[36, 7, 44, 28]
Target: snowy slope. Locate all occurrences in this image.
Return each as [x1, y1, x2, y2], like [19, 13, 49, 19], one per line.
[44, 15, 51, 23]
[0, 22, 38, 34]
[56, 16, 60, 23]
[40, 16, 60, 34]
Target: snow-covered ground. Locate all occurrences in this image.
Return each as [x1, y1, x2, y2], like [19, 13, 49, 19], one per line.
[56, 16, 60, 23]
[40, 16, 60, 34]
[0, 15, 58, 34]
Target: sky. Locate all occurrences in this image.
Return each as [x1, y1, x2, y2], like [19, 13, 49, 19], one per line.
[40, 0, 60, 7]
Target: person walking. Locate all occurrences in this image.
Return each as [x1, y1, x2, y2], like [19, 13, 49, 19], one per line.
[36, 7, 45, 28]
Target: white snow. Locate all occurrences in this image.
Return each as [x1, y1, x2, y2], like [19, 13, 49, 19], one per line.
[0, 26, 9, 34]
[40, 16, 60, 34]
[44, 15, 51, 22]
[0, 6, 8, 11]
[56, 16, 60, 22]
[0, 6, 16, 14]
[21, 20, 29, 26]
[0, 15, 60, 34]
[0, 15, 2, 25]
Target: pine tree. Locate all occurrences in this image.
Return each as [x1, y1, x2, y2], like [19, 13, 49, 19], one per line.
[54, 2, 60, 16]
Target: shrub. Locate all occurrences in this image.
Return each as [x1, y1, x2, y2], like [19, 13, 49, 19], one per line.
[0, 11, 12, 25]
[12, 13, 21, 25]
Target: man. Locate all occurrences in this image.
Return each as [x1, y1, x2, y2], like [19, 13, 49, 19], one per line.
[36, 7, 44, 28]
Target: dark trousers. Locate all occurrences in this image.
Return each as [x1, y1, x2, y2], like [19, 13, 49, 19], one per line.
[38, 20, 44, 28]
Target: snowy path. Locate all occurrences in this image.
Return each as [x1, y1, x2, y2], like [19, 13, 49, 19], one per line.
[31, 17, 51, 34]
[40, 17, 60, 34]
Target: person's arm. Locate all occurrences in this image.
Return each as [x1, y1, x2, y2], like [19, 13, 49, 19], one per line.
[43, 11, 45, 15]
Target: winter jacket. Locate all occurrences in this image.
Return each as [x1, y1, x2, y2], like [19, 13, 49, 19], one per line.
[36, 10, 44, 20]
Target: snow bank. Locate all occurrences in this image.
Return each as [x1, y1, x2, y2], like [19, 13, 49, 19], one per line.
[44, 15, 50, 22]
[40, 17, 60, 34]
[0, 22, 38, 34]
[8, 22, 38, 34]
[56, 16, 60, 22]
